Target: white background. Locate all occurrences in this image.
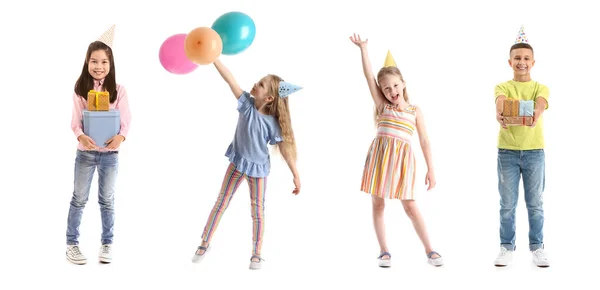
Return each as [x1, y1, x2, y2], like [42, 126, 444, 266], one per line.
[1, 0, 598, 289]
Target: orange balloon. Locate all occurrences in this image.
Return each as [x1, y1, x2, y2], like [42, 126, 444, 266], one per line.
[184, 27, 223, 65]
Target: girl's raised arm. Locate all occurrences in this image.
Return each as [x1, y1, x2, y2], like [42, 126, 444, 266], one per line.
[213, 59, 244, 99]
[350, 34, 386, 109]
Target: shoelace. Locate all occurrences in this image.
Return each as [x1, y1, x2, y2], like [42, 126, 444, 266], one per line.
[533, 249, 547, 260]
[71, 246, 83, 256]
[101, 246, 111, 254]
[499, 247, 509, 256]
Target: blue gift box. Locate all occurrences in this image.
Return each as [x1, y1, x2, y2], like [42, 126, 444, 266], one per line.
[519, 100, 535, 116]
[82, 110, 120, 147]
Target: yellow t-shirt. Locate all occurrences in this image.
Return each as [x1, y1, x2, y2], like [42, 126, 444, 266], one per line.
[494, 80, 550, 150]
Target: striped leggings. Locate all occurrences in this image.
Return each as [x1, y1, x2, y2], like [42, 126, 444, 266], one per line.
[201, 163, 267, 256]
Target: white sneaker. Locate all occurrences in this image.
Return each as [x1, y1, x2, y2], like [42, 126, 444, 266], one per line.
[191, 245, 209, 263]
[531, 248, 550, 267]
[249, 256, 263, 270]
[427, 251, 444, 267]
[66, 245, 87, 265]
[494, 247, 513, 267]
[99, 244, 112, 263]
[377, 252, 391, 268]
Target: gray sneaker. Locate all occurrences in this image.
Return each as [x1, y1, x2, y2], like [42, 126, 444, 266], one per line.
[66, 245, 87, 265]
[99, 244, 112, 263]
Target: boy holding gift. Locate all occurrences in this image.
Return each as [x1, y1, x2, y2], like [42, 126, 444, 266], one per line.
[493, 26, 550, 267]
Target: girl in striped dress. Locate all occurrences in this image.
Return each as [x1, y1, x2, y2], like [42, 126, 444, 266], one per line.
[350, 34, 444, 267]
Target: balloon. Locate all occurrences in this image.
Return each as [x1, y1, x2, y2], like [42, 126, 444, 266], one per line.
[211, 11, 256, 55]
[184, 27, 223, 65]
[159, 34, 198, 75]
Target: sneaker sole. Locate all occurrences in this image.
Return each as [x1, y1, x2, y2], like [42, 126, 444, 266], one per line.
[378, 260, 391, 268]
[67, 257, 87, 265]
[99, 257, 112, 263]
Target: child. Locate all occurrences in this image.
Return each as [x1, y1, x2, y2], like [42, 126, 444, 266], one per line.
[65, 25, 131, 265]
[191, 58, 302, 270]
[493, 26, 550, 268]
[350, 34, 444, 267]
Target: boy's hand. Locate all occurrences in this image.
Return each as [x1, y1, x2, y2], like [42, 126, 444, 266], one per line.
[529, 109, 542, 127]
[496, 112, 507, 129]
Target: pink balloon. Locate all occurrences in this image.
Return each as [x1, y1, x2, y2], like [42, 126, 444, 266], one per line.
[159, 34, 199, 75]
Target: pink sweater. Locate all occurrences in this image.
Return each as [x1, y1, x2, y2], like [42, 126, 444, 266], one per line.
[71, 79, 131, 151]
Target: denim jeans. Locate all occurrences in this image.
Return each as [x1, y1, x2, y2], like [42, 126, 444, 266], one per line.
[66, 150, 119, 245]
[497, 149, 545, 251]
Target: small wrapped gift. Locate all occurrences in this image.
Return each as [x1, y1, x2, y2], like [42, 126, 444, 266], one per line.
[502, 99, 520, 117]
[504, 116, 533, 126]
[87, 90, 110, 111]
[519, 100, 534, 116]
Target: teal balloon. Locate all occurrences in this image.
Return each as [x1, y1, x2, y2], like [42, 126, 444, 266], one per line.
[211, 12, 256, 55]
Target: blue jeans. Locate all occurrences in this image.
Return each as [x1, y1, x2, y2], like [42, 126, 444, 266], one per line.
[66, 150, 119, 245]
[497, 149, 545, 251]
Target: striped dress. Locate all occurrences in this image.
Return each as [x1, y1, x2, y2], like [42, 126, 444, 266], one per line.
[361, 104, 417, 200]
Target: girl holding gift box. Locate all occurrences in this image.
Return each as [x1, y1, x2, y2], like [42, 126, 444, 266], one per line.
[65, 25, 131, 265]
[191, 59, 302, 270]
[349, 34, 444, 267]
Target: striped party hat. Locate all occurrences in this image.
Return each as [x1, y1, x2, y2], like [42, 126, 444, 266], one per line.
[97, 25, 116, 48]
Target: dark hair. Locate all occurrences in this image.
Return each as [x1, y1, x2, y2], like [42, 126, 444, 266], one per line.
[74, 41, 117, 103]
[510, 43, 534, 56]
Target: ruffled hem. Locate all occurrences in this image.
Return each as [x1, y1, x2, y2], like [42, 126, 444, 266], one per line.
[225, 145, 270, 178]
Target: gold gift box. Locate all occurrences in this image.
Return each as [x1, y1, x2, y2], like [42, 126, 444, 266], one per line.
[87, 90, 110, 111]
[502, 99, 520, 117]
[504, 116, 533, 126]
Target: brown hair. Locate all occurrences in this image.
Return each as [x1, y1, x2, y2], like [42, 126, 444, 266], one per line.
[373, 66, 409, 125]
[264, 74, 297, 162]
[74, 41, 117, 103]
[510, 43, 534, 56]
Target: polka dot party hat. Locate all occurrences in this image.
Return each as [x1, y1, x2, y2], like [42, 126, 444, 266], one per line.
[515, 25, 528, 44]
[383, 50, 397, 67]
[278, 81, 302, 98]
[97, 25, 116, 48]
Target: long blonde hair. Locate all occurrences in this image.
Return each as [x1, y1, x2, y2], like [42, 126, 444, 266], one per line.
[373, 67, 409, 125]
[264, 74, 297, 162]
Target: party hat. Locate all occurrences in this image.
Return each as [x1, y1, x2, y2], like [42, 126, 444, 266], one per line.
[97, 25, 116, 48]
[383, 50, 397, 67]
[515, 25, 528, 44]
[278, 81, 302, 98]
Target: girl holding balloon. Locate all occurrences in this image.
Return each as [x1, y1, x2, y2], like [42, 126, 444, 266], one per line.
[159, 11, 302, 270]
[191, 58, 304, 270]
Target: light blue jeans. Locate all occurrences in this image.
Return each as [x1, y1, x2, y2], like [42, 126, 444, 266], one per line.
[497, 149, 545, 251]
[66, 150, 119, 245]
